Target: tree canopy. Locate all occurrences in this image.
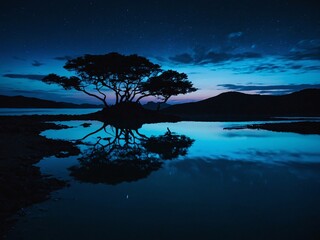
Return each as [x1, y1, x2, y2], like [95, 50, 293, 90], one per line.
[42, 52, 197, 107]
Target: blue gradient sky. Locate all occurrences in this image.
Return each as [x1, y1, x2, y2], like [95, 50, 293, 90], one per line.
[1, 0, 319, 104]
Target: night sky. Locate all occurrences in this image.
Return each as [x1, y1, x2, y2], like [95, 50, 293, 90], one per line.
[1, 0, 320, 104]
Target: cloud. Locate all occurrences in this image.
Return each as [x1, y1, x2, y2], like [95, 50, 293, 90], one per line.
[228, 31, 243, 39]
[231, 62, 320, 74]
[3, 74, 46, 81]
[168, 39, 320, 74]
[169, 53, 194, 64]
[153, 56, 167, 62]
[201, 52, 230, 63]
[53, 55, 73, 61]
[170, 49, 262, 65]
[288, 47, 320, 61]
[235, 52, 261, 59]
[32, 60, 45, 67]
[303, 65, 320, 71]
[287, 39, 320, 60]
[217, 83, 320, 94]
[250, 63, 285, 73]
[13, 56, 26, 61]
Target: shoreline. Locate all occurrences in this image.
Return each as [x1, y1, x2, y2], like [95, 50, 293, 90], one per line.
[224, 121, 320, 135]
[247, 121, 320, 135]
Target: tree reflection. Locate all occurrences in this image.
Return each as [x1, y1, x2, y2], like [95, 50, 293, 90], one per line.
[70, 124, 194, 184]
[143, 129, 194, 160]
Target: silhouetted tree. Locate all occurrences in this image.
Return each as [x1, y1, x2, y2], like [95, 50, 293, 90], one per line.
[141, 70, 197, 110]
[42, 53, 197, 107]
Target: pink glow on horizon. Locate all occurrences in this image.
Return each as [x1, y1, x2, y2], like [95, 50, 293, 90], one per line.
[69, 88, 227, 105]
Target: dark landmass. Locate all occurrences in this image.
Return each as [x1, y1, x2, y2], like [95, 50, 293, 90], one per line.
[224, 121, 320, 135]
[0, 95, 103, 108]
[142, 101, 171, 110]
[98, 102, 180, 128]
[237, 121, 320, 135]
[163, 89, 320, 120]
[2, 102, 180, 129]
[0, 118, 80, 238]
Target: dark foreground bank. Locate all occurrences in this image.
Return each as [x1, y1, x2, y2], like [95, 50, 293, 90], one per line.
[0, 117, 80, 238]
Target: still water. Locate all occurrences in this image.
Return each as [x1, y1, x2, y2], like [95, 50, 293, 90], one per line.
[7, 121, 320, 240]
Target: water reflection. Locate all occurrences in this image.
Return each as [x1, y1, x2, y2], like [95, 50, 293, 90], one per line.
[70, 124, 194, 184]
[43, 121, 320, 163]
[7, 121, 320, 240]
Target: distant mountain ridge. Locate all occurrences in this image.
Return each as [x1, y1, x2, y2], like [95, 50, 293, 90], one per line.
[0, 95, 103, 108]
[2, 89, 320, 119]
[163, 88, 320, 120]
[0, 95, 173, 110]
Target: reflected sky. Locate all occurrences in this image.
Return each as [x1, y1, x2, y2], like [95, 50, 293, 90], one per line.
[43, 121, 320, 163]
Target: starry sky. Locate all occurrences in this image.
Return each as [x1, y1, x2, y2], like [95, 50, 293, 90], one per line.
[1, 0, 320, 104]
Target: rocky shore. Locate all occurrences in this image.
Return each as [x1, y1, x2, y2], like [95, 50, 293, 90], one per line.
[246, 121, 320, 134]
[224, 121, 320, 135]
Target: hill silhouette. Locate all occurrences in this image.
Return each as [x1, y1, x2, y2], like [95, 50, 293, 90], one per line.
[0, 95, 103, 108]
[163, 89, 320, 120]
[0, 95, 170, 110]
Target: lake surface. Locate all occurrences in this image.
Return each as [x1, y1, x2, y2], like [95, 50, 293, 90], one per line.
[0, 108, 100, 116]
[7, 121, 320, 240]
